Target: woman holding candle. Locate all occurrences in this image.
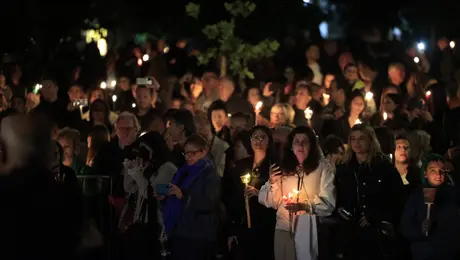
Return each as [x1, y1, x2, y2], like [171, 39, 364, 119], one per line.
[331, 90, 366, 142]
[335, 123, 404, 260]
[223, 125, 277, 260]
[400, 154, 460, 260]
[259, 126, 335, 260]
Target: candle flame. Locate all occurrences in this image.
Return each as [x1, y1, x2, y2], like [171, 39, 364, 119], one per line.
[365, 92, 373, 100]
[383, 112, 388, 120]
[304, 107, 313, 119]
[100, 81, 107, 89]
[241, 173, 251, 184]
[256, 101, 263, 110]
[354, 119, 362, 125]
[425, 90, 432, 98]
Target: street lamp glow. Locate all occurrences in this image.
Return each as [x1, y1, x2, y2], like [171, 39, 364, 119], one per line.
[100, 82, 107, 89]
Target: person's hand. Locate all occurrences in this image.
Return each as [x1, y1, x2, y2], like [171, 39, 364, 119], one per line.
[168, 184, 183, 199]
[269, 164, 282, 184]
[263, 82, 274, 97]
[285, 202, 310, 213]
[244, 185, 259, 198]
[326, 154, 340, 168]
[422, 219, 431, 234]
[227, 236, 238, 251]
[358, 215, 370, 228]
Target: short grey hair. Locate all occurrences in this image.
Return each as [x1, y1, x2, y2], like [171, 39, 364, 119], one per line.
[115, 112, 141, 134]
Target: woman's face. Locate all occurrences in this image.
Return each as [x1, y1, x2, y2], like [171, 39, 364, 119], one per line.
[270, 106, 287, 126]
[350, 96, 365, 116]
[344, 66, 359, 82]
[247, 88, 261, 107]
[90, 90, 104, 104]
[183, 143, 206, 166]
[211, 110, 228, 131]
[234, 140, 250, 161]
[350, 130, 370, 154]
[424, 160, 446, 187]
[91, 105, 106, 124]
[395, 139, 410, 163]
[250, 129, 269, 152]
[382, 96, 396, 113]
[292, 133, 310, 163]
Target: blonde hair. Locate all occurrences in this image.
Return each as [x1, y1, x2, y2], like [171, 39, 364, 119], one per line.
[388, 62, 405, 74]
[271, 103, 295, 126]
[344, 124, 382, 164]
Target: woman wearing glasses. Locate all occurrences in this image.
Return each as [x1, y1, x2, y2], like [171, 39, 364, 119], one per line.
[223, 125, 277, 260]
[163, 134, 222, 260]
[259, 126, 335, 260]
[401, 154, 460, 260]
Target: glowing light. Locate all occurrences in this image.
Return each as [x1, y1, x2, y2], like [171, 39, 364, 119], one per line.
[304, 107, 313, 120]
[140, 131, 147, 137]
[137, 58, 143, 66]
[414, 57, 420, 63]
[142, 54, 149, 62]
[255, 101, 263, 111]
[97, 38, 108, 57]
[163, 47, 170, 53]
[425, 90, 432, 98]
[383, 112, 388, 121]
[417, 42, 425, 52]
[132, 103, 136, 108]
[240, 173, 251, 185]
[323, 93, 330, 105]
[110, 80, 117, 88]
[319, 21, 328, 39]
[450, 41, 456, 49]
[112, 95, 117, 102]
[354, 119, 362, 125]
[100, 82, 107, 89]
[365, 92, 373, 101]
[227, 113, 232, 118]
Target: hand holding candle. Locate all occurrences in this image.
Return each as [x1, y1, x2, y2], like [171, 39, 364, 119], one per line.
[240, 173, 252, 228]
[255, 101, 263, 113]
[322, 93, 330, 106]
[354, 118, 362, 126]
[304, 107, 313, 120]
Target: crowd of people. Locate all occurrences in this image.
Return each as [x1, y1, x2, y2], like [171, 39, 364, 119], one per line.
[0, 36, 460, 260]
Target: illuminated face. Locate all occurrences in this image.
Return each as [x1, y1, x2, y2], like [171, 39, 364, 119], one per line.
[136, 87, 153, 109]
[388, 67, 405, 86]
[68, 85, 83, 102]
[292, 133, 310, 163]
[270, 106, 288, 127]
[250, 129, 269, 152]
[350, 130, 370, 154]
[424, 160, 446, 187]
[183, 143, 207, 166]
[395, 139, 410, 163]
[90, 90, 104, 104]
[350, 96, 365, 116]
[295, 87, 311, 107]
[211, 110, 228, 131]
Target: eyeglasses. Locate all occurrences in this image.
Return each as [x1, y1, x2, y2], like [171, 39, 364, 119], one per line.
[182, 150, 201, 157]
[250, 135, 266, 142]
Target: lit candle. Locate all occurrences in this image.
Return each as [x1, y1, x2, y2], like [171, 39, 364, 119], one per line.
[304, 107, 313, 120]
[132, 103, 136, 108]
[322, 93, 330, 105]
[284, 188, 299, 237]
[383, 112, 388, 121]
[240, 173, 252, 228]
[137, 58, 143, 66]
[414, 57, 420, 64]
[255, 101, 263, 111]
[354, 119, 362, 126]
[365, 92, 373, 101]
[110, 80, 117, 88]
[450, 41, 456, 49]
[100, 81, 107, 89]
[142, 54, 150, 62]
[112, 95, 117, 111]
[227, 113, 232, 118]
[425, 90, 432, 99]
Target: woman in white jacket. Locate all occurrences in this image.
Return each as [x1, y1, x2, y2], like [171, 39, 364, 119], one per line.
[259, 126, 336, 260]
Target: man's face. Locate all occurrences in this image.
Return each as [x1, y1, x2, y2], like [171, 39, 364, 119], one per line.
[218, 79, 234, 101]
[136, 88, 153, 109]
[295, 87, 311, 107]
[202, 72, 218, 90]
[350, 131, 370, 154]
[41, 80, 58, 101]
[68, 85, 83, 102]
[119, 77, 130, 91]
[58, 137, 74, 160]
[116, 118, 136, 146]
[388, 67, 405, 86]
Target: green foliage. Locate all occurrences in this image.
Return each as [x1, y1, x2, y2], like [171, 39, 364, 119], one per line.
[186, 1, 279, 80]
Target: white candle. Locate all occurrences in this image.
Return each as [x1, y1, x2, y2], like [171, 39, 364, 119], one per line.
[383, 112, 388, 121]
[304, 107, 313, 120]
[365, 92, 373, 101]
